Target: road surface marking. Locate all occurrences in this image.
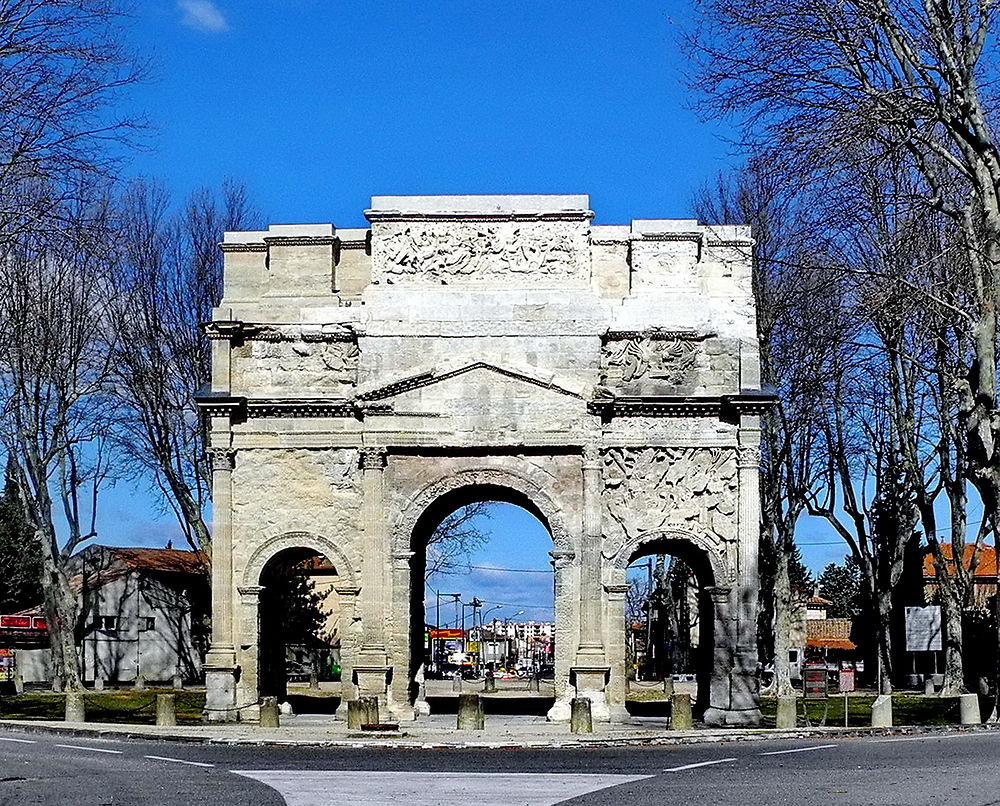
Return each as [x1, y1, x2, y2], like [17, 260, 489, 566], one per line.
[145, 755, 215, 768]
[0, 737, 36, 744]
[54, 744, 123, 755]
[872, 732, 999, 743]
[663, 758, 737, 772]
[760, 744, 837, 756]
[232, 771, 650, 806]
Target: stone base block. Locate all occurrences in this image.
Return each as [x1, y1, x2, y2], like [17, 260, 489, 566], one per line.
[703, 706, 762, 727]
[571, 666, 610, 722]
[353, 665, 390, 705]
[203, 662, 238, 722]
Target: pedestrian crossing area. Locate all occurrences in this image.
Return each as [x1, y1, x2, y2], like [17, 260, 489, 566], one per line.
[231, 770, 651, 805]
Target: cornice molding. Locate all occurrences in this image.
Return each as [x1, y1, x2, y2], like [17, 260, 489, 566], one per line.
[365, 210, 594, 223]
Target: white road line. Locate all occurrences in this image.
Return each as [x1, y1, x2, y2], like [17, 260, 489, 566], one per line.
[872, 732, 999, 744]
[663, 758, 737, 772]
[760, 744, 837, 756]
[145, 755, 214, 768]
[0, 737, 36, 744]
[54, 744, 123, 755]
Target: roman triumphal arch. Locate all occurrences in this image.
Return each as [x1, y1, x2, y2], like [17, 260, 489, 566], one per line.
[198, 195, 773, 725]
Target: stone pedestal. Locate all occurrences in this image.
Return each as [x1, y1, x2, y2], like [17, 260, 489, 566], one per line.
[354, 665, 390, 706]
[203, 657, 238, 721]
[570, 666, 610, 722]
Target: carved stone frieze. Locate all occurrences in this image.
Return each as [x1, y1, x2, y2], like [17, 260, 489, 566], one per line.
[372, 221, 586, 283]
[600, 333, 700, 388]
[601, 447, 738, 561]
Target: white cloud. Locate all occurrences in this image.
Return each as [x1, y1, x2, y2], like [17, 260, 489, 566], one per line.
[177, 0, 228, 33]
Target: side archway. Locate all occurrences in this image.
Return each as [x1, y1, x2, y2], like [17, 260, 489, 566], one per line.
[243, 530, 358, 590]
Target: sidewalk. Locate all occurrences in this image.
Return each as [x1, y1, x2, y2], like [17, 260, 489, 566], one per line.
[1, 712, 997, 749]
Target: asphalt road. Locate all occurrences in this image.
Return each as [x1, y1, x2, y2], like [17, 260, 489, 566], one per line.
[2, 728, 1000, 805]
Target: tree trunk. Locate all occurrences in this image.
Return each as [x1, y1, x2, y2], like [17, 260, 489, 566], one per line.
[36, 527, 82, 691]
[773, 539, 794, 697]
[876, 591, 894, 695]
[939, 585, 966, 695]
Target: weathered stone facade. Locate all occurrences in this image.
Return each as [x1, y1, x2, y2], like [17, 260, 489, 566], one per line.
[199, 195, 771, 725]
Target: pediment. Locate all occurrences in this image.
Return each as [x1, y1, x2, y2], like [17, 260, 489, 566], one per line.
[355, 360, 587, 403]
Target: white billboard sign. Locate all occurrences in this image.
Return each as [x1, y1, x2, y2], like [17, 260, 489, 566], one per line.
[905, 606, 943, 652]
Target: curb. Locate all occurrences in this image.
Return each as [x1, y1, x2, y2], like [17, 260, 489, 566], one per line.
[1, 719, 998, 749]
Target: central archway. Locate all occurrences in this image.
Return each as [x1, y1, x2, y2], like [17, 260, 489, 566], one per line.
[402, 478, 568, 715]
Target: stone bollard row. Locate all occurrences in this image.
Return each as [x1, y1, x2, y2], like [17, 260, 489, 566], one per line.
[347, 696, 380, 729]
[259, 696, 280, 728]
[457, 693, 484, 731]
[570, 697, 593, 734]
[64, 691, 86, 723]
[156, 693, 177, 727]
[670, 693, 693, 731]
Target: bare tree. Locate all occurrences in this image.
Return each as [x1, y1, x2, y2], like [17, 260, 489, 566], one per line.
[0, 206, 119, 691]
[0, 0, 144, 243]
[424, 502, 491, 582]
[107, 179, 259, 554]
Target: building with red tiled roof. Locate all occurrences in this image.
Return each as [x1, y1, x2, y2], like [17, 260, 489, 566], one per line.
[9, 545, 209, 686]
[923, 544, 998, 609]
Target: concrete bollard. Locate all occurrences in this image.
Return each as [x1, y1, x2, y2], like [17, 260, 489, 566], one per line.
[670, 693, 693, 731]
[570, 697, 593, 734]
[871, 694, 893, 728]
[156, 693, 177, 727]
[172, 674, 183, 691]
[65, 691, 86, 723]
[483, 676, 496, 693]
[924, 678, 936, 696]
[348, 697, 380, 729]
[134, 674, 145, 692]
[958, 693, 981, 725]
[452, 674, 463, 693]
[776, 695, 797, 729]
[259, 696, 280, 728]
[457, 693, 485, 730]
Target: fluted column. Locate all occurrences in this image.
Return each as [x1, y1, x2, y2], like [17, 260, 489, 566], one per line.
[576, 444, 606, 662]
[358, 447, 389, 663]
[204, 447, 237, 717]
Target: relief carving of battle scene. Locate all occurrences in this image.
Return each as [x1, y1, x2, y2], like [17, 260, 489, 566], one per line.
[600, 446, 738, 569]
[373, 221, 587, 282]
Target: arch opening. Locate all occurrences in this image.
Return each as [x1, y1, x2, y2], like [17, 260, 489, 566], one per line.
[257, 547, 342, 704]
[408, 485, 557, 714]
[624, 537, 716, 719]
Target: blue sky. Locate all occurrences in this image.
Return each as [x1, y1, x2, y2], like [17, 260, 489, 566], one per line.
[97, 1, 855, 611]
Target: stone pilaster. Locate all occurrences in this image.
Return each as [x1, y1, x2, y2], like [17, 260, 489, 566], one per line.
[546, 549, 576, 722]
[603, 583, 631, 722]
[355, 447, 390, 704]
[235, 585, 264, 718]
[204, 447, 238, 720]
[571, 444, 610, 720]
[332, 585, 360, 721]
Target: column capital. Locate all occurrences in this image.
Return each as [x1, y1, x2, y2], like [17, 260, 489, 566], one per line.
[581, 443, 602, 469]
[736, 445, 761, 468]
[706, 585, 732, 603]
[236, 585, 264, 598]
[209, 447, 236, 471]
[359, 446, 388, 470]
[549, 550, 576, 567]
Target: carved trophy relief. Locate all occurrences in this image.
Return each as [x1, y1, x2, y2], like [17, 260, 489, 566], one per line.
[376, 223, 581, 281]
[599, 335, 699, 389]
[601, 447, 738, 560]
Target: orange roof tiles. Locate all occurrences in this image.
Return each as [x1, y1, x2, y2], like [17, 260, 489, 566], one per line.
[922, 544, 997, 578]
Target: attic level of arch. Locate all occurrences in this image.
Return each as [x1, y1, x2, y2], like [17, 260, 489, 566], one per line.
[198, 321, 774, 423]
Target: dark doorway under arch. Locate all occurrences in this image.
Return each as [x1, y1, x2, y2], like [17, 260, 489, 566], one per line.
[625, 539, 716, 718]
[258, 547, 340, 702]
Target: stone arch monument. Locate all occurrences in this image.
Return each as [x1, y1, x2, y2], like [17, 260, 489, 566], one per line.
[198, 195, 773, 725]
